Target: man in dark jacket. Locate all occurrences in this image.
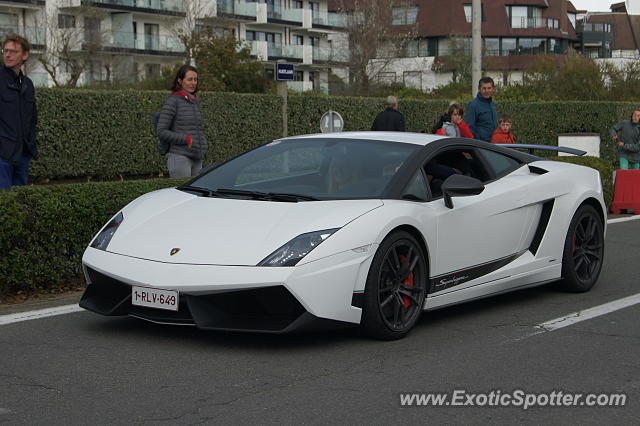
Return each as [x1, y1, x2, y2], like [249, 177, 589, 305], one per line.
[465, 77, 497, 142]
[0, 34, 37, 190]
[371, 96, 405, 131]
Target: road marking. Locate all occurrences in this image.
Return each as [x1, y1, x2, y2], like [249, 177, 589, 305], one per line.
[607, 215, 640, 224]
[537, 293, 640, 332]
[0, 304, 83, 326]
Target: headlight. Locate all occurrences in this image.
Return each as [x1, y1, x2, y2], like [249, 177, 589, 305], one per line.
[90, 212, 124, 251]
[258, 228, 339, 267]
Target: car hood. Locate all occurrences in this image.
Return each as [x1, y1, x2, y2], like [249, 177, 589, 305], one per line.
[106, 188, 383, 265]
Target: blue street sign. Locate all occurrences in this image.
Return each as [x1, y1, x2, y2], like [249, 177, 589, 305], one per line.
[276, 63, 294, 81]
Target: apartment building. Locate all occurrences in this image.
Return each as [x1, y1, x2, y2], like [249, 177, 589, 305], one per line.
[331, 0, 640, 91]
[0, 0, 349, 92]
[574, 2, 640, 60]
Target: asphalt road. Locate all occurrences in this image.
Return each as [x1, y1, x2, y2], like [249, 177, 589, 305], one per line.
[1, 219, 639, 425]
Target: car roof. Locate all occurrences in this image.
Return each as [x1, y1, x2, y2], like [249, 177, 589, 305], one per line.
[283, 131, 448, 146]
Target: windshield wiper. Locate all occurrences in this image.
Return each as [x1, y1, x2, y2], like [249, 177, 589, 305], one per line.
[178, 185, 216, 197]
[215, 188, 318, 202]
[267, 192, 319, 201]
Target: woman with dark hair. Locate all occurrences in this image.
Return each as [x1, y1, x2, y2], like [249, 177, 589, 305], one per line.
[434, 103, 474, 138]
[157, 64, 209, 177]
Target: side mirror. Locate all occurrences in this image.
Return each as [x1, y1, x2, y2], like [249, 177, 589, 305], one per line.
[442, 174, 485, 209]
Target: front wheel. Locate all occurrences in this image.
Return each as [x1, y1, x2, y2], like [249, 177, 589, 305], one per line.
[561, 204, 605, 292]
[361, 231, 427, 340]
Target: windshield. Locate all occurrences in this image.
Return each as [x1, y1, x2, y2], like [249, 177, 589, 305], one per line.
[188, 138, 420, 200]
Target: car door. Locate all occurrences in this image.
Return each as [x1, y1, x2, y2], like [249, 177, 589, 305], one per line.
[424, 146, 541, 294]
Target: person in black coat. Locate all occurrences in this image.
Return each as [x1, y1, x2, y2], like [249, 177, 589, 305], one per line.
[371, 96, 405, 131]
[0, 34, 37, 190]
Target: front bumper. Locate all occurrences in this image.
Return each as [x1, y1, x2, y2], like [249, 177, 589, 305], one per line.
[80, 246, 375, 333]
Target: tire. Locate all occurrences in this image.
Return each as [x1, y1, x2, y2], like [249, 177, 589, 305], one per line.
[561, 204, 605, 292]
[361, 231, 428, 340]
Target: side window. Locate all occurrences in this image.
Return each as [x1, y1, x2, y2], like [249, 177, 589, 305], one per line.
[479, 149, 523, 178]
[402, 170, 430, 201]
[424, 148, 491, 183]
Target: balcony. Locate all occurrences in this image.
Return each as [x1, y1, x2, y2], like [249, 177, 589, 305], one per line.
[287, 81, 313, 92]
[312, 47, 350, 62]
[106, 31, 184, 53]
[281, 8, 303, 24]
[80, 0, 185, 14]
[511, 17, 559, 29]
[0, 26, 46, 47]
[216, 0, 257, 18]
[312, 12, 347, 28]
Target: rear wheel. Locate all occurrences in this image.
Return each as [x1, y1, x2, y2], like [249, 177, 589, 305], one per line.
[561, 204, 604, 292]
[361, 231, 427, 340]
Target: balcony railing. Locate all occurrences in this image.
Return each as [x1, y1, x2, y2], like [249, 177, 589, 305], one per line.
[216, 0, 257, 17]
[281, 7, 303, 23]
[511, 17, 559, 29]
[0, 26, 46, 46]
[108, 31, 184, 52]
[87, 0, 185, 13]
[579, 23, 612, 33]
[312, 12, 347, 27]
[312, 47, 350, 62]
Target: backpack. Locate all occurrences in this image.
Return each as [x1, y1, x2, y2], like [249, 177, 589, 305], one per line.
[151, 111, 173, 155]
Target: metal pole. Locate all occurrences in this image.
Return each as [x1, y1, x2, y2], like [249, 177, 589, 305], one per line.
[471, 0, 482, 97]
[329, 110, 334, 132]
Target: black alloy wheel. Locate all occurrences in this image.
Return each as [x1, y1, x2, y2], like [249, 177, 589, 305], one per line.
[361, 231, 427, 339]
[561, 204, 605, 292]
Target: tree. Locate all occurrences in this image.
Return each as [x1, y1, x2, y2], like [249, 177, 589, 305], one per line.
[37, 7, 110, 88]
[522, 50, 606, 100]
[334, 0, 417, 95]
[190, 30, 267, 93]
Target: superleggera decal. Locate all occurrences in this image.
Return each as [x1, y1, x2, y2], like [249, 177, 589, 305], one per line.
[429, 251, 526, 293]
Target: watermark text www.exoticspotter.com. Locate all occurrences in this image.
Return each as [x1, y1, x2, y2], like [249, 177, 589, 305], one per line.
[399, 390, 627, 410]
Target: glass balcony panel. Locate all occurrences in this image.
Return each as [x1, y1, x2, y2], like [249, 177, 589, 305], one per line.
[281, 7, 303, 22]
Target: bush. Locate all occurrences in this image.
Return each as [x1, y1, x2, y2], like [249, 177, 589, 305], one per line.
[0, 178, 186, 296]
[32, 88, 282, 181]
[29, 89, 631, 182]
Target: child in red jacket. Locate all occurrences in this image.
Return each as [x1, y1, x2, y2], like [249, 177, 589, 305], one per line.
[491, 114, 516, 144]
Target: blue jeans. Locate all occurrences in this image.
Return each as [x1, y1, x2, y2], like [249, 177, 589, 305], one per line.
[0, 154, 31, 190]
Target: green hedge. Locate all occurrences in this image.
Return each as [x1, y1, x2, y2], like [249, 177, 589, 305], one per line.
[33, 89, 282, 181]
[0, 178, 186, 296]
[30, 89, 632, 181]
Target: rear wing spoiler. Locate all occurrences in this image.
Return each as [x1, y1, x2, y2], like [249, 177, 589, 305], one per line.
[494, 144, 586, 157]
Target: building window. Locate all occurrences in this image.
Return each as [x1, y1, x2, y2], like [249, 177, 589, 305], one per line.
[309, 1, 319, 15]
[310, 36, 320, 47]
[501, 38, 517, 56]
[294, 35, 304, 45]
[145, 63, 160, 78]
[507, 6, 543, 29]
[518, 38, 546, 55]
[293, 0, 303, 8]
[484, 38, 499, 56]
[295, 70, 304, 81]
[378, 72, 396, 84]
[392, 6, 419, 25]
[58, 14, 76, 29]
[463, 4, 485, 23]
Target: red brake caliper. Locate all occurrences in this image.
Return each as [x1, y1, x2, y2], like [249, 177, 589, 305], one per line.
[399, 255, 414, 311]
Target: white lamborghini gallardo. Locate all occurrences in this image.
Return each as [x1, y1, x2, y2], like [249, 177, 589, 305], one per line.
[80, 132, 606, 339]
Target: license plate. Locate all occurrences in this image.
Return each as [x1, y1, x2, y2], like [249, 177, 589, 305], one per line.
[131, 286, 179, 311]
